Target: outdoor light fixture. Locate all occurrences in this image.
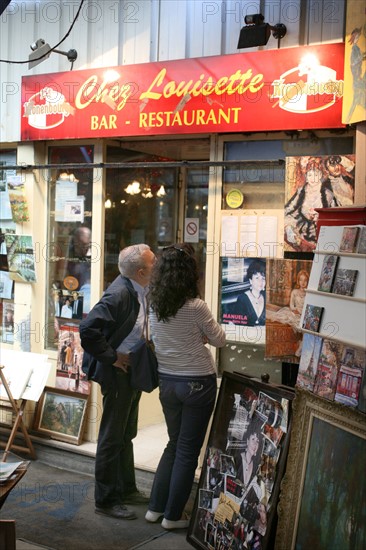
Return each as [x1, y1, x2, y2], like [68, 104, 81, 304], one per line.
[237, 14, 286, 49]
[28, 38, 78, 69]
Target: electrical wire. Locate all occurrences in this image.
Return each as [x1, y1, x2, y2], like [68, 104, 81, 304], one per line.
[0, 0, 85, 64]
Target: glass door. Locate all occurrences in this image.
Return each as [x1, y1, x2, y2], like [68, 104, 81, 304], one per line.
[104, 140, 210, 293]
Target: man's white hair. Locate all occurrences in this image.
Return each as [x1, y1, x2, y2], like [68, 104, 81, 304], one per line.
[118, 244, 151, 278]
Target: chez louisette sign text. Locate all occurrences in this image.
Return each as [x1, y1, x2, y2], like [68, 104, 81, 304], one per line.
[21, 43, 344, 140]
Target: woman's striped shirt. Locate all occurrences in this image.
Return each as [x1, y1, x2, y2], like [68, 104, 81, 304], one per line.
[150, 298, 226, 376]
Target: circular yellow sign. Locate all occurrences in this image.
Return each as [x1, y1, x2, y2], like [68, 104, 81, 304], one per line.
[226, 189, 244, 209]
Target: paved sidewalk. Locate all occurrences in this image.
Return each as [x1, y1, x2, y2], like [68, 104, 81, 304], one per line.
[0, 461, 194, 550]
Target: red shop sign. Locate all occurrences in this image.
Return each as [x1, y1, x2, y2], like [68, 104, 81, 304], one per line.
[21, 43, 344, 141]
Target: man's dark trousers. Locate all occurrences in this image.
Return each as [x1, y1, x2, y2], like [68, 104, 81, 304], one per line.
[95, 369, 142, 507]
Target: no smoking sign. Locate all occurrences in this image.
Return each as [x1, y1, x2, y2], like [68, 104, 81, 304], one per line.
[184, 218, 199, 243]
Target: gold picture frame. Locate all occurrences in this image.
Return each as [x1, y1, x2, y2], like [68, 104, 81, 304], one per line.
[275, 388, 366, 549]
[33, 386, 89, 445]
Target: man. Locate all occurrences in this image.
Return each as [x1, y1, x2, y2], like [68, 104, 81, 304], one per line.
[79, 244, 156, 520]
[71, 291, 83, 319]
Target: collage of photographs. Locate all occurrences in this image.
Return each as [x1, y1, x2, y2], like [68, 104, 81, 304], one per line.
[189, 375, 292, 550]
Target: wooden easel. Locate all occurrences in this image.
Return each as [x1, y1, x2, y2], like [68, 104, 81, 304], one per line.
[0, 365, 36, 462]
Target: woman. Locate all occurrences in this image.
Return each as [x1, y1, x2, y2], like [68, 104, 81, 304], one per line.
[233, 259, 266, 326]
[284, 157, 338, 252]
[64, 340, 74, 383]
[145, 243, 226, 529]
[60, 297, 73, 319]
[346, 28, 366, 123]
[236, 418, 264, 489]
[253, 501, 267, 536]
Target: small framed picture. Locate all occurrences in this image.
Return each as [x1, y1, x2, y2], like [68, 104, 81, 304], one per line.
[356, 226, 366, 254]
[332, 269, 358, 297]
[339, 226, 360, 253]
[317, 254, 339, 293]
[33, 387, 89, 445]
[302, 304, 324, 332]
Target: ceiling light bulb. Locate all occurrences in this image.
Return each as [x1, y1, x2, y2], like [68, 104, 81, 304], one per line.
[125, 181, 141, 195]
[156, 185, 166, 197]
[105, 199, 112, 208]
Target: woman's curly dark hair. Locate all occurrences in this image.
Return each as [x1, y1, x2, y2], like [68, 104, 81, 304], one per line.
[149, 243, 200, 321]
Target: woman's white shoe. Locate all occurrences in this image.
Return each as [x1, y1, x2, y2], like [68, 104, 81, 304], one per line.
[161, 517, 190, 530]
[145, 510, 164, 522]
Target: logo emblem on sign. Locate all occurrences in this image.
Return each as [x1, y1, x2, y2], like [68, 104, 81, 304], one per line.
[23, 86, 75, 129]
[271, 54, 343, 113]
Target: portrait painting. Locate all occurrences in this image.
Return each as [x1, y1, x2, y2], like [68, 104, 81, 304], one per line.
[265, 258, 312, 359]
[284, 155, 355, 252]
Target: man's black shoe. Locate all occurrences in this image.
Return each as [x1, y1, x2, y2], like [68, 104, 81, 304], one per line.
[95, 504, 137, 520]
[122, 491, 150, 505]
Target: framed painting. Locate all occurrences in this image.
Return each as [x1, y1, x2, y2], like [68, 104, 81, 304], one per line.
[33, 387, 89, 445]
[275, 388, 366, 550]
[187, 372, 294, 550]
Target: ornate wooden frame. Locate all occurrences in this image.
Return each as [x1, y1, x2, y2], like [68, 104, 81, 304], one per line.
[275, 387, 366, 549]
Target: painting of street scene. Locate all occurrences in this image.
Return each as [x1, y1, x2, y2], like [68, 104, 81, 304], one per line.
[36, 388, 88, 444]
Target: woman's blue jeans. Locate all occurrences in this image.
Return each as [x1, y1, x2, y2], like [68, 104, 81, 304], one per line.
[149, 373, 217, 520]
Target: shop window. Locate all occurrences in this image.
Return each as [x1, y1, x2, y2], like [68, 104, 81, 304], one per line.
[219, 136, 354, 381]
[45, 146, 94, 350]
[0, 149, 17, 345]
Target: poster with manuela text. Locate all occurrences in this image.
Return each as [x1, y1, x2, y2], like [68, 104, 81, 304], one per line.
[221, 257, 266, 344]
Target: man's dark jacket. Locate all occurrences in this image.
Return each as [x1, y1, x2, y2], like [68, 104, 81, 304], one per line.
[79, 275, 139, 387]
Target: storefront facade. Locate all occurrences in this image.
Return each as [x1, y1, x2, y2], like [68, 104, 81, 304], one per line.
[1, 0, 365, 442]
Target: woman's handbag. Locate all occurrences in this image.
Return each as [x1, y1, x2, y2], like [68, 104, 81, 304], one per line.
[129, 338, 158, 393]
[128, 314, 158, 393]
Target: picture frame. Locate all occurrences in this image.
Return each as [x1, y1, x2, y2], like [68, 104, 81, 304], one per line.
[275, 388, 366, 550]
[187, 372, 294, 550]
[356, 226, 366, 254]
[332, 268, 358, 297]
[33, 386, 89, 445]
[317, 254, 339, 293]
[339, 226, 360, 253]
[301, 304, 324, 332]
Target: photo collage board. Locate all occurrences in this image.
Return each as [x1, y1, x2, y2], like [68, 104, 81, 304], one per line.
[188, 372, 294, 550]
